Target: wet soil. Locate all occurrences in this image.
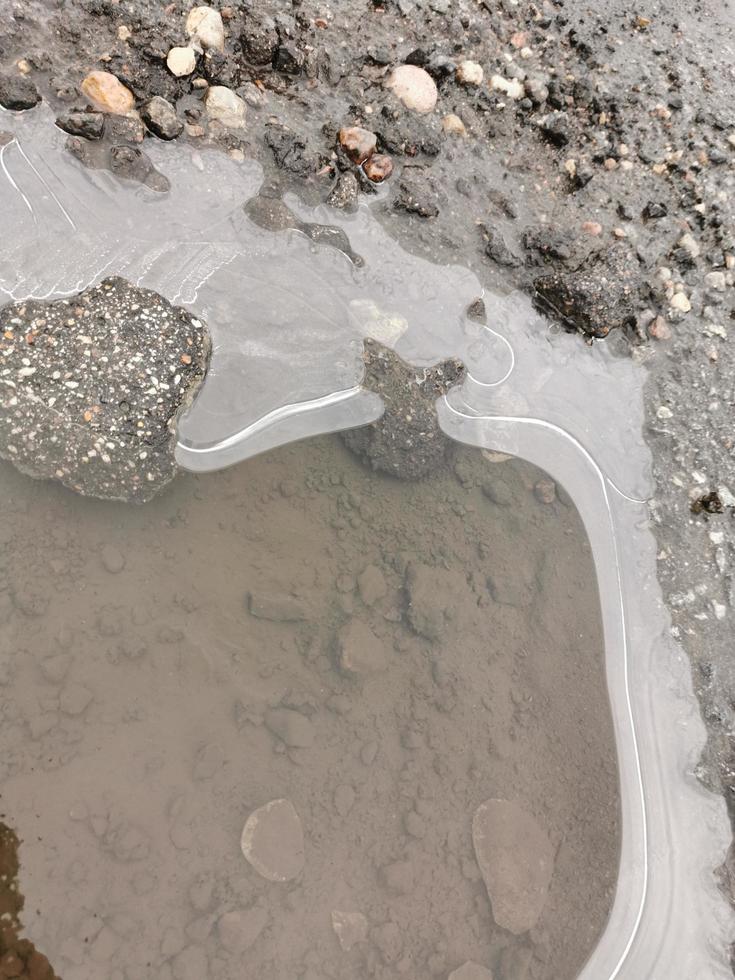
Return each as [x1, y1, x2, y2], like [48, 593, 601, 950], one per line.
[0, 435, 619, 980]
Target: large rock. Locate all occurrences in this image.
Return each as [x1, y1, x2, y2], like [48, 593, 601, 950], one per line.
[341, 340, 464, 479]
[472, 799, 554, 935]
[0, 278, 210, 502]
[241, 799, 305, 882]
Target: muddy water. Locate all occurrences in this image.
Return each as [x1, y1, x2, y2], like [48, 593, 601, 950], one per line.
[0, 435, 619, 980]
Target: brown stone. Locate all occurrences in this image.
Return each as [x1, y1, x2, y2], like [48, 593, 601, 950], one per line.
[364, 154, 394, 183]
[338, 126, 377, 164]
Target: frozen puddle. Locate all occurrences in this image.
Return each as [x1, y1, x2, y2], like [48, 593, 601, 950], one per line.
[1, 104, 733, 979]
[0, 440, 617, 980]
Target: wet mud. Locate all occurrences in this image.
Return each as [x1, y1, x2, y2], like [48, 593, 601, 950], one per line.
[0, 434, 619, 980]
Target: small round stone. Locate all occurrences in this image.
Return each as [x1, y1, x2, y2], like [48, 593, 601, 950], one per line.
[386, 64, 438, 113]
[456, 60, 484, 86]
[167, 46, 197, 78]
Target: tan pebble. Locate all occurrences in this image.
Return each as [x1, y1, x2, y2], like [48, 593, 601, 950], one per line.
[648, 316, 671, 341]
[581, 221, 602, 236]
[386, 64, 437, 113]
[442, 113, 467, 137]
[456, 60, 484, 86]
[186, 6, 225, 52]
[81, 71, 135, 115]
[167, 46, 197, 77]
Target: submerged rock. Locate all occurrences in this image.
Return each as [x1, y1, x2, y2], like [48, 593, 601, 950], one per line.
[241, 799, 305, 882]
[472, 799, 554, 935]
[0, 278, 210, 502]
[448, 963, 495, 980]
[342, 339, 464, 479]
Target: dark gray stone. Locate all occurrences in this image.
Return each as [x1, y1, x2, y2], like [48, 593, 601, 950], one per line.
[0, 278, 210, 502]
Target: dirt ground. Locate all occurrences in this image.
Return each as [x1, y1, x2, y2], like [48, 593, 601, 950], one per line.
[0, 438, 618, 980]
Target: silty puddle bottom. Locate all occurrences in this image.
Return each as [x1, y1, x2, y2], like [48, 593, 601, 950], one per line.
[0, 436, 618, 980]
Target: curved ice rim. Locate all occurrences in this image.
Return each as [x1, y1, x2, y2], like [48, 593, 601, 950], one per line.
[441, 396, 647, 978]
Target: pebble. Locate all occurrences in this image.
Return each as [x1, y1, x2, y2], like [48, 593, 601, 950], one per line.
[648, 315, 671, 340]
[101, 544, 126, 573]
[448, 963, 495, 980]
[456, 61, 484, 86]
[248, 591, 308, 621]
[333, 783, 356, 816]
[705, 270, 727, 292]
[581, 221, 602, 236]
[205, 85, 246, 128]
[386, 65, 438, 113]
[472, 799, 554, 935]
[678, 232, 700, 260]
[167, 46, 197, 78]
[338, 125, 377, 164]
[0, 71, 41, 111]
[670, 292, 691, 314]
[357, 565, 387, 605]
[363, 154, 394, 182]
[217, 907, 269, 952]
[81, 71, 135, 115]
[331, 910, 368, 951]
[490, 75, 524, 100]
[141, 96, 183, 140]
[241, 798, 305, 882]
[533, 478, 556, 504]
[264, 707, 314, 747]
[186, 6, 225, 52]
[442, 113, 467, 137]
[60, 683, 93, 715]
[338, 619, 388, 675]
